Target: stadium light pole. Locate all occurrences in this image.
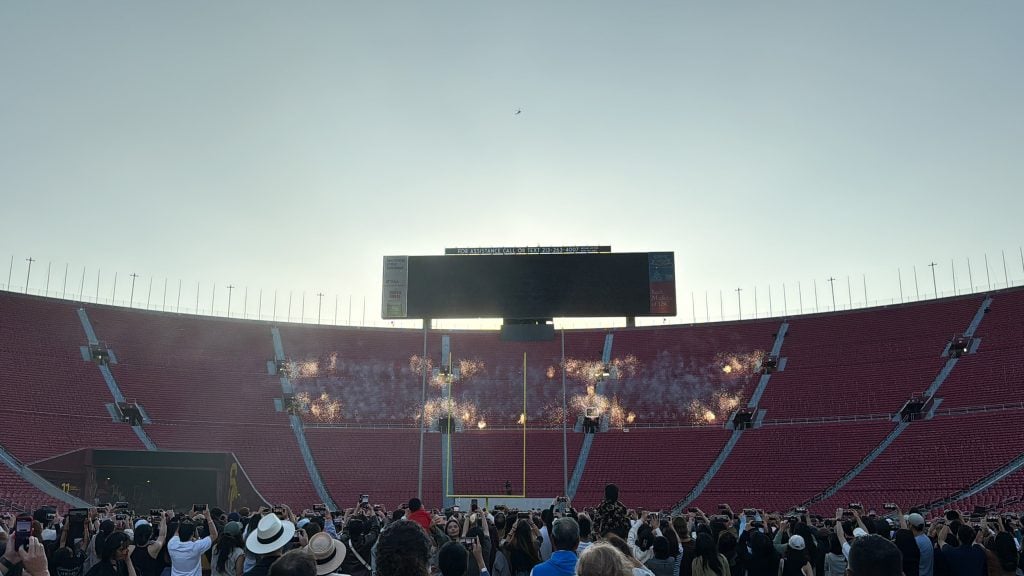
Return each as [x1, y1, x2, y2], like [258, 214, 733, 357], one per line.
[316, 292, 325, 325]
[967, 259, 973, 292]
[705, 291, 710, 322]
[782, 283, 787, 314]
[826, 277, 836, 311]
[227, 285, 235, 318]
[928, 262, 938, 298]
[950, 260, 957, 295]
[112, 272, 118, 303]
[79, 266, 86, 303]
[162, 278, 168, 311]
[417, 326, 428, 499]
[146, 277, 153, 309]
[813, 279, 819, 312]
[1002, 250, 1009, 286]
[45, 262, 51, 296]
[129, 273, 139, 308]
[24, 257, 35, 294]
[913, 266, 919, 300]
[898, 268, 903, 302]
[735, 287, 742, 320]
[984, 254, 991, 290]
[862, 274, 867, 305]
[6, 255, 12, 290]
[562, 329, 568, 496]
[768, 285, 772, 317]
[846, 276, 852, 309]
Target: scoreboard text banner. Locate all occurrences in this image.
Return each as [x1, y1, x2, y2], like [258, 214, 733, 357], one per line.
[382, 256, 409, 319]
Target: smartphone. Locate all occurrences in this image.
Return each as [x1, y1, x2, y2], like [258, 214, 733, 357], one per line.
[114, 501, 130, 510]
[273, 506, 285, 516]
[460, 537, 475, 550]
[373, 504, 382, 512]
[453, 506, 460, 513]
[795, 507, 808, 514]
[192, 504, 207, 512]
[15, 515, 33, 550]
[68, 508, 89, 541]
[883, 503, 897, 511]
[848, 503, 863, 510]
[688, 508, 699, 513]
[517, 512, 529, 520]
[150, 508, 162, 517]
[471, 499, 479, 511]
[360, 494, 370, 505]
[313, 504, 327, 513]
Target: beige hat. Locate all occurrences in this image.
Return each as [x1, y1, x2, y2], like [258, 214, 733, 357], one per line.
[306, 532, 346, 576]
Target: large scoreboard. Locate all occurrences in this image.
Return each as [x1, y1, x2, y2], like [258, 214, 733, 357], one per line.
[382, 249, 676, 320]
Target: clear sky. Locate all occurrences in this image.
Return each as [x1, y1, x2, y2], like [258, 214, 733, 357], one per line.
[2, 1, 1022, 326]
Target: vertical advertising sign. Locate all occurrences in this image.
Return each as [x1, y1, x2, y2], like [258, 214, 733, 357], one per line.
[648, 252, 676, 316]
[381, 256, 409, 319]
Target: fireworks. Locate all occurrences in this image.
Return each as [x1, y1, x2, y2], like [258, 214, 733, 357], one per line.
[561, 355, 639, 384]
[458, 359, 485, 380]
[293, 391, 343, 423]
[419, 397, 480, 427]
[546, 366, 556, 379]
[409, 355, 434, 376]
[715, 350, 766, 377]
[477, 420, 487, 429]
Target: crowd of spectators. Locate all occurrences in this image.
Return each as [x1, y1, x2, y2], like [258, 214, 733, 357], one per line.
[0, 484, 1020, 576]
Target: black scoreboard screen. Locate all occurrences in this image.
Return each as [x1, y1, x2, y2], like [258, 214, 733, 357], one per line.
[382, 252, 675, 319]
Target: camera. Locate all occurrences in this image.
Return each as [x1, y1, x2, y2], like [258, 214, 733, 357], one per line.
[883, 503, 897, 511]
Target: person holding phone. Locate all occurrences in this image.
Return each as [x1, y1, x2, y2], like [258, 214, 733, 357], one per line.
[167, 508, 217, 576]
[1, 535, 52, 576]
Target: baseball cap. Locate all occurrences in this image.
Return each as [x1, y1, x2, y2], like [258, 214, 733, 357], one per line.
[853, 527, 868, 537]
[223, 521, 243, 537]
[134, 519, 150, 529]
[907, 513, 925, 528]
[788, 535, 806, 550]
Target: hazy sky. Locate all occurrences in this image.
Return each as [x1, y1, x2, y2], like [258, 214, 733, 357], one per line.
[2, 1, 1022, 325]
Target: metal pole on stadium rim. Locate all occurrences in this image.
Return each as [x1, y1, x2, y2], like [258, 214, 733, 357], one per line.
[147, 277, 153, 309]
[826, 277, 836, 310]
[334, 295, 338, 325]
[562, 329, 568, 496]
[705, 291, 710, 322]
[62, 263, 69, 298]
[25, 257, 35, 294]
[719, 290, 723, 321]
[96, 269, 101, 303]
[227, 285, 235, 318]
[417, 324, 428, 499]
[45, 262, 51, 295]
[753, 286, 758, 318]
[928, 263, 938, 298]
[243, 287, 248, 318]
[862, 274, 867, 305]
[897, 269, 903, 302]
[6, 255, 12, 290]
[163, 278, 168, 311]
[798, 282, 803, 313]
[287, 291, 292, 322]
[129, 273, 139, 308]
[735, 288, 742, 320]
[846, 276, 852, 309]
[79, 267, 86, 302]
[768, 285, 772, 317]
[1002, 250, 1009, 286]
[985, 254, 991, 290]
[967, 259, 973, 291]
[112, 272, 118, 303]
[196, 281, 201, 315]
[317, 292, 324, 325]
[782, 283, 787, 314]
[951, 261, 957, 296]
[813, 279, 818, 312]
